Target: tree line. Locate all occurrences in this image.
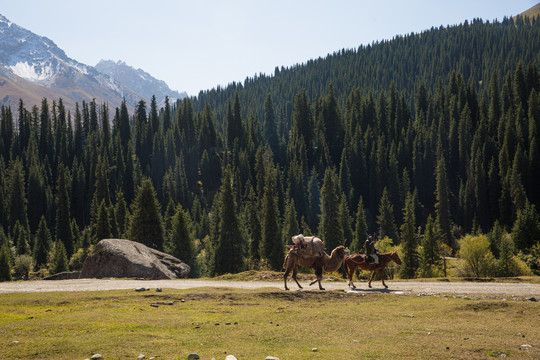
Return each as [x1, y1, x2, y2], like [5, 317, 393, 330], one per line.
[0, 16, 539, 280]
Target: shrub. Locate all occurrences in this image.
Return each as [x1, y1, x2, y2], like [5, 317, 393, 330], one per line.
[13, 254, 34, 279]
[458, 234, 497, 277]
[68, 246, 93, 271]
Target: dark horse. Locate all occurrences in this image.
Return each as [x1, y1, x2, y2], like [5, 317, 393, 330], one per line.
[343, 251, 401, 289]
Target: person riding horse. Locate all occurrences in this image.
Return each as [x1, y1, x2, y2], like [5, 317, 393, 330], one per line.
[364, 234, 379, 265]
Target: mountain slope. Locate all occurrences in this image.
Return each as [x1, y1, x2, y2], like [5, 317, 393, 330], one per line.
[0, 14, 184, 110]
[95, 60, 187, 103]
[520, 3, 540, 18]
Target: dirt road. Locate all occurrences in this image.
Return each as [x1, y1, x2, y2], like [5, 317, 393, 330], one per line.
[0, 278, 539, 298]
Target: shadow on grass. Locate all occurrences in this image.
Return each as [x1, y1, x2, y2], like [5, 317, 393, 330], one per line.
[345, 288, 407, 294]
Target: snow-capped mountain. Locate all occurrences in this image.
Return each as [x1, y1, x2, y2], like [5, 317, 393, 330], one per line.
[96, 60, 187, 103]
[0, 14, 184, 110]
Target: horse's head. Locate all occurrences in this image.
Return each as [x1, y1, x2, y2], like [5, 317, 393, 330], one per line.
[391, 251, 402, 265]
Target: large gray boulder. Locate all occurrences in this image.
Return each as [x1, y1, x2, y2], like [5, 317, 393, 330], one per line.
[79, 239, 190, 279]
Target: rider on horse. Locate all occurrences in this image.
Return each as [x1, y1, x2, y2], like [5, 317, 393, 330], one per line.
[365, 234, 379, 265]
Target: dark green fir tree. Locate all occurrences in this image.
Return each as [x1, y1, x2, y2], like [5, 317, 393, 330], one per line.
[212, 169, 244, 275]
[128, 179, 165, 250]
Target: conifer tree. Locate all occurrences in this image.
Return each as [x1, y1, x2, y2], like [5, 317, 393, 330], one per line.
[498, 233, 515, 276]
[0, 244, 12, 281]
[244, 184, 262, 266]
[167, 204, 194, 268]
[34, 216, 51, 268]
[114, 190, 128, 238]
[376, 188, 398, 243]
[306, 168, 321, 231]
[512, 202, 540, 251]
[226, 94, 244, 149]
[282, 199, 300, 248]
[351, 196, 368, 254]
[435, 154, 452, 247]
[128, 179, 165, 250]
[55, 163, 73, 257]
[163, 96, 172, 132]
[6, 158, 28, 230]
[420, 215, 440, 276]
[263, 93, 279, 155]
[260, 163, 282, 270]
[321, 84, 344, 163]
[339, 194, 353, 248]
[318, 168, 343, 252]
[400, 193, 419, 278]
[212, 169, 244, 275]
[118, 99, 131, 148]
[13, 221, 30, 255]
[50, 241, 68, 274]
[94, 199, 112, 241]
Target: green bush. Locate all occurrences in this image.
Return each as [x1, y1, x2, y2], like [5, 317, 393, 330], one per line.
[458, 234, 497, 277]
[13, 254, 34, 279]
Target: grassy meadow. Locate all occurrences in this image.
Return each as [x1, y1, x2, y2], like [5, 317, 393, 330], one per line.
[0, 287, 539, 359]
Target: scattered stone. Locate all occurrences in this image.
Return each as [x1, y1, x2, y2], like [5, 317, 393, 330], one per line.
[150, 304, 159, 308]
[312, 348, 318, 352]
[135, 287, 146, 292]
[500, 354, 507, 358]
[527, 297, 537, 302]
[181, 299, 186, 302]
[187, 353, 200, 359]
[234, 322, 238, 325]
[225, 356, 237, 360]
[149, 356, 159, 360]
[518, 333, 525, 338]
[265, 357, 280, 360]
[446, 347, 450, 350]
[91, 355, 102, 360]
[138, 354, 145, 359]
[215, 322, 220, 325]
[520, 344, 532, 350]
[156, 288, 162, 292]
[464, 337, 469, 340]
[404, 313, 414, 318]
[225, 322, 231, 325]
[11, 341, 19, 344]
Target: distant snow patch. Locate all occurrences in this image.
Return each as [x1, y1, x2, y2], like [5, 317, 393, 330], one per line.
[9, 61, 54, 82]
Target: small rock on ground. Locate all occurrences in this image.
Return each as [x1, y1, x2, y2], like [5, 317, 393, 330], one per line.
[187, 353, 200, 359]
[225, 356, 237, 360]
[265, 357, 280, 360]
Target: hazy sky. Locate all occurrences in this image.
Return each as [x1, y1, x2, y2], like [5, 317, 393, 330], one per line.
[2, 0, 536, 96]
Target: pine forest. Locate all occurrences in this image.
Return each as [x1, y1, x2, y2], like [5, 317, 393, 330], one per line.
[0, 16, 539, 280]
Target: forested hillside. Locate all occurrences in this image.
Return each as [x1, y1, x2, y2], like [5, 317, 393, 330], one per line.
[0, 15, 539, 280]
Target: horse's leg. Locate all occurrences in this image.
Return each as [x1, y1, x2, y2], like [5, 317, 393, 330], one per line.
[368, 270, 376, 288]
[380, 270, 388, 288]
[346, 261, 356, 289]
[292, 265, 302, 289]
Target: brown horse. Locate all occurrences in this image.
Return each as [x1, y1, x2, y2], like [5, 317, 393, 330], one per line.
[343, 251, 401, 289]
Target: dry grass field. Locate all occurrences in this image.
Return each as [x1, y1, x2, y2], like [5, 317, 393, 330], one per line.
[0, 287, 539, 359]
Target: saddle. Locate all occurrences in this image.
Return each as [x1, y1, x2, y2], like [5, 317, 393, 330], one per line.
[364, 254, 379, 266]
